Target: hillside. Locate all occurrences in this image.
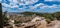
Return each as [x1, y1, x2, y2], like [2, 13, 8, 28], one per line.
[20, 11, 60, 23]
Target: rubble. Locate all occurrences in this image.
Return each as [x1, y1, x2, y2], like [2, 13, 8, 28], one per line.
[4, 16, 47, 28]
[15, 16, 47, 28]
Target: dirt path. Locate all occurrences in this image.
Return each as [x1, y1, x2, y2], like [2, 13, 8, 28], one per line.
[47, 20, 60, 28]
[54, 21, 60, 28]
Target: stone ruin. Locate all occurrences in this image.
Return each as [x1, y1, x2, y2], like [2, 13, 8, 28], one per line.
[4, 16, 47, 28]
[15, 16, 47, 28]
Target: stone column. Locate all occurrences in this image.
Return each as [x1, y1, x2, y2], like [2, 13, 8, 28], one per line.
[0, 3, 3, 28]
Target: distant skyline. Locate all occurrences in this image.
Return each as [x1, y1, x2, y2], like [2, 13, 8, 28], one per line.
[0, 0, 60, 13]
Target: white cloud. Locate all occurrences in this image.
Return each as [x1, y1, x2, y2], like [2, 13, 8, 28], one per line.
[29, 5, 35, 10]
[48, 4, 58, 8]
[13, 0, 18, 2]
[35, 3, 45, 7]
[18, 0, 39, 5]
[44, 0, 53, 1]
[2, 0, 60, 12]
[44, 0, 60, 2]
[2, 2, 19, 8]
[2, 7, 9, 12]
[10, 3, 19, 8]
[0, 0, 2, 3]
[31, 3, 46, 9]
[8, 0, 39, 5]
[1, 0, 39, 10]
[9, 0, 18, 3]
[25, 0, 38, 5]
[30, 3, 60, 10]
[2, 3, 11, 8]
[40, 4, 60, 9]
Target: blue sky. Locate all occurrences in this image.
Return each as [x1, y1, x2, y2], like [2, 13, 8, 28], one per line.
[0, 0, 60, 13]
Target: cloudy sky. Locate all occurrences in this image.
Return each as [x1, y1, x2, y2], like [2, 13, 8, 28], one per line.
[0, 0, 60, 13]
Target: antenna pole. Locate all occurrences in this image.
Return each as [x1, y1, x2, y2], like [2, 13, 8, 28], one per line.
[0, 3, 3, 28]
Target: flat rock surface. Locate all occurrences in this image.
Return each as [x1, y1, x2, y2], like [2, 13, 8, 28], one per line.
[47, 20, 60, 28]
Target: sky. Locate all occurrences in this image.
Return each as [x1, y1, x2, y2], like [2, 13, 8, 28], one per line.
[0, 0, 60, 13]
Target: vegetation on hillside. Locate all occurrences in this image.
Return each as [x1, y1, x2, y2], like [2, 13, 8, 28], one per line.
[3, 11, 60, 24]
[21, 11, 60, 23]
[3, 11, 9, 26]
